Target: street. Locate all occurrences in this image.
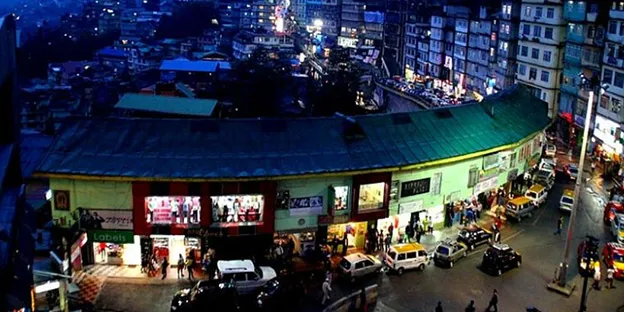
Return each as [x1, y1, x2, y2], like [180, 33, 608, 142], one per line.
[93, 152, 624, 312]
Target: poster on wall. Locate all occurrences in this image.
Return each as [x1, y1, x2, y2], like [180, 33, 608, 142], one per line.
[398, 200, 424, 215]
[145, 196, 202, 226]
[358, 182, 386, 211]
[289, 196, 323, 216]
[334, 186, 349, 211]
[78, 209, 133, 230]
[54, 190, 70, 211]
[211, 194, 264, 226]
[473, 177, 498, 195]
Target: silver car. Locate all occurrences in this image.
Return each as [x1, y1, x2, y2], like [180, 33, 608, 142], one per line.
[433, 240, 468, 268]
[339, 253, 382, 282]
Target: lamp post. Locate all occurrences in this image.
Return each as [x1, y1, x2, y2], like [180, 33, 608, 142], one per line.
[556, 76, 606, 289]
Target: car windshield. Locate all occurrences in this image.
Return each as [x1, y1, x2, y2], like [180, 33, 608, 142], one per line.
[562, 197, 574, 205]
[537, 171, 551, 179]
[614, 254, 624, 263]
[436, 246, 450, 255]
[340, 259, 351, 269]
[387, 251, 397, 260]
[569, 168, 578, 174]
[459, 230, 468, 237]
[255, 267, 263, 278]
[526, 191, 537, 198]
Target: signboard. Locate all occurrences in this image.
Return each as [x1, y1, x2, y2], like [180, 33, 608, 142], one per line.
[317, 214, 350, 225]
[482, 153, 500, 170]
[289, 196, 324, 216]
[473, 176, 499, 195]
[79, 209, 133, 230]
[400, 178, 431, 198]
[398, 200, 424, 215]
[53, 190, 70, 211]
[88, 230, 135, 244]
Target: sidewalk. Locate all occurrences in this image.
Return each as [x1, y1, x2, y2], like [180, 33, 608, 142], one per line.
[81, 264, 207, 285]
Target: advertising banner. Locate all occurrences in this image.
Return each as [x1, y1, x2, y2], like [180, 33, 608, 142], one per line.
[289, 196, 323, 216]
[79, 209, 134, 230]
[88, 230, 135, 244]
[473, 176, 499, 195]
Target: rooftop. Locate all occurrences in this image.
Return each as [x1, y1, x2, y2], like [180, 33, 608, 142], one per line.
[160, 59, 232, 73]
[115, 93, 218, 117]
[36, 85, 551, 181]
[20, 131, 54, 179]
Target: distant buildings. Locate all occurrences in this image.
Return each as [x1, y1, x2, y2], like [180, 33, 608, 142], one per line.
[232, 30, 294, 60]
[306, 0, 341, 37]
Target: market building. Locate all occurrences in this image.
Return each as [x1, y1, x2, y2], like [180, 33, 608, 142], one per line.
[35, 85, 551, 267]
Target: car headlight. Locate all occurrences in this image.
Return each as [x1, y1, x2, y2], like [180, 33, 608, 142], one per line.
[171, 306, 177, 311]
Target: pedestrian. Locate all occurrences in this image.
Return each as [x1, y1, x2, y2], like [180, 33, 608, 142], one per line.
[378, 230, 384, 252]
[422, 217, 429, 235]
[465, 300, 476, 312]
[416, 227, 422, 243]
[342, 231, 349, 256]
[591, 161, 595, 172]
[176, 254, 185, 279]
[554, 216, 564, 235]
[388, 223, 394, 242]
[593, 265, 601, 290]
[186, 255, 195, 281]
[606, 266, 615, 289]
[428, 216, 434, 234]
[435, 301, 443, 312]
[466, 208, 474, 225]
[405, 224, 413, 243]
[321, 278, 332, 305]
[161, 257, 169, 280]
[485, 289, 498, 312]
[384, 234, 391, 252]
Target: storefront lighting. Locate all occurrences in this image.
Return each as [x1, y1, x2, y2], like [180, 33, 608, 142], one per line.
[591, 137, 596, 143]
[45, 190, 52, 201]
[313, 19, 323, 28]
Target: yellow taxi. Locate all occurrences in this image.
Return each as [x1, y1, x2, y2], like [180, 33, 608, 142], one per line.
[505, 196, 535, 221]
[560, 189, 574, 212]
[524, 184, 548, 206]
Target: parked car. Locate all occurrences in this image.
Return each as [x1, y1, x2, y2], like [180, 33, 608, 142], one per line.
[534, 169, 555, 190]
[384, 243, 428, 275]
[539, 158, 557, 172]
[480, 243, 522, 276]
[611, 212, 624, 243]
[564, 164, 579, 181]
[603, 242, 624, 279]
[524, 184, 548, 206]
[216, 260, 277, 295]
[171, 280, 239, 312]
[339, 253, 383, 281]
[254, 277, 305, 312]
[505, 196, 536, 222]
[604, 201, 624, 223]
[433, 240, 468, 268]
[544, 144, 557, 157]
[457, 225, 493, 250]
[560, 189, 574, 212]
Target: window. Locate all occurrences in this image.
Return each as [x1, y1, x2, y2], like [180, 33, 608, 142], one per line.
[518, 64, 527, 75]
[545, 27, 553, 39]
[541, 70, 550, 83]
[522, 24, 530, 35]
[397, 253, 406, 261]
[531, 48, 539, 59]
[546, 8, 554, 18]
[468, 167, 479, 187]
[612, 98, 622, 114]
[535, 7, 543, 17]
[587, 26, 595, 39]
[610, 21, 618, 35]
[615, 72, 624, 88]
[406, 252, 417, 259]
[533, 25, 542, 37]
[525, 6, 532, 17]
[355, 261, 365, 269]
[604, 68, 614, 84]
[529, 67, 537, 80]
[541, 92, 547, 101]
[520, 45, 528, 56]
[543, 50, 551, 62]
[620, 22, 624, 36]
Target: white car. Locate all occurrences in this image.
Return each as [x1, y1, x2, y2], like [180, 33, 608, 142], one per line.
[339, 253, 382, 281]
[559, 189, 574, 212]
[545, 144, 557, 157]
[539, 158, 557, 171]
[216, 260, 277, 294]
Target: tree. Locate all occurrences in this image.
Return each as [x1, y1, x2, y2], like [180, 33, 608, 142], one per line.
[311, 48, 362, 116]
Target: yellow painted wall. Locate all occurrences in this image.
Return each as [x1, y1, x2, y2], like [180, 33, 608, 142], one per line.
[50, 179, 132, 226]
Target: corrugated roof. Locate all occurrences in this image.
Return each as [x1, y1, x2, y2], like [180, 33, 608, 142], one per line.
[160, 59, 232, 73]
[115, 93, 218, 116]
[36, 85, 551, 180]
[20, 132, 54, 179]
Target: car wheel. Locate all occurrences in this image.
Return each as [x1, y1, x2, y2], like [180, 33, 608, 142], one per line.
[419, 263, 425, 271]
[497, 269, 502, 276]
[449, 261, 454, 268]
[397, 267, 404, 275]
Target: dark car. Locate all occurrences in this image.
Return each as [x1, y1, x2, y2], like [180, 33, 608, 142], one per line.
[255, 277, 306, 312]
[480, 243, 522, 276]
[457, 225, 493, 250]
[171, 280, 239, 312]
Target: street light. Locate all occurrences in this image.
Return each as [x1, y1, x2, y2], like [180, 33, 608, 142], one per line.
[553, 74, 606, 293]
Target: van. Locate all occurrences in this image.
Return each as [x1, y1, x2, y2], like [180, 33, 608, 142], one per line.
[384, 243, 428, 275]
[525, 184, 548, 206]
[560, 189, 574, 212]
[505, 196, 535, 221]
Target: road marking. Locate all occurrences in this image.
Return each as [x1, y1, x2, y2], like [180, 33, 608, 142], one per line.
[502, 229, 525, 243]
[532, 208, 548, 226]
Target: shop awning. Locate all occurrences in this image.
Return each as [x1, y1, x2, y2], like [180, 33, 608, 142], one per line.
[559, 112, 573, 124]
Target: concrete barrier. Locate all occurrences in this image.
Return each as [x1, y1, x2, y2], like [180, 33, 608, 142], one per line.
[322, 284, 379, 312]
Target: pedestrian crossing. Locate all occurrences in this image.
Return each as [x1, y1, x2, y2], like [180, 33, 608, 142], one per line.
[83, 264, 145, 278]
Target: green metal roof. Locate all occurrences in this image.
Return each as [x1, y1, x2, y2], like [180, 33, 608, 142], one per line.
[37, 85, 551, 180]
[115, 93, 218, 117]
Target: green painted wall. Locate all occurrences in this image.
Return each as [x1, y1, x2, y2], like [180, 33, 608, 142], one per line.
[50, 179, 132, 227]
[275, 176, 352, 232]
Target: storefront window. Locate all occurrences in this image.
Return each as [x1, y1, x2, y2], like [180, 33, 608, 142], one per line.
[145, 196, 202, 226]
[327, 222, 367, 250]
[210, 194, 264, 226]
[358, 182, 386, 211]
[334, 186, 349, 211]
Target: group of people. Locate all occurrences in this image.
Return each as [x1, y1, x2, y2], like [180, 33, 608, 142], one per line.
[444, 195, 484, 228]
[140, 249, 204, 281]
[589, 260, 617, 291]
[435, 289, 499, 312]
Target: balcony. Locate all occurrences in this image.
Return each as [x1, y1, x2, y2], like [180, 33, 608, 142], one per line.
[603, 55, 624, 69]
[610, 10, 624, 21]
[563, 2, 586, 22]
[564, 54, 581, 66]
[607, 32, 624, 44]
[560, 82, 579, 96]
[567, 29, 584, 44]
[597, 105, 624, 124]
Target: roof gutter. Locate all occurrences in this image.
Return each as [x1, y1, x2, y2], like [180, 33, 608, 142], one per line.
[32, 126, 549, 182]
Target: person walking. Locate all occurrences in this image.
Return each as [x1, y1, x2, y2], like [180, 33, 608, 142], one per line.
[606, 266, 616, 289]
[427, 216, 434, 234]
[554, 216, 564, 235]
[342, 232, 349, 256]
[384, 234, 391, 252]
[465, 300, 476, 312]
[422, 217, 429, 236]
[161, 257, 169, 280]
[435, 301, 443, 312]
[485, 289, 498, 312]
[176, 254, 185, 279]
[186, 255, 195, 281]
[321, 278, 332, 305]
[593, 264, 602, 290]
[415, 226, 422, 243]
[378, 230, 384, 252]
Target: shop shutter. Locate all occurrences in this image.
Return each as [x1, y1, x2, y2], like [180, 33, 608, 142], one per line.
[468, 167, 479, 188]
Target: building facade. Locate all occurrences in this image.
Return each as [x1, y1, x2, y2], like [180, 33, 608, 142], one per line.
[339, 0, 366, 48]
[495, 0, 521, 92]
[306, 0, 341, 37]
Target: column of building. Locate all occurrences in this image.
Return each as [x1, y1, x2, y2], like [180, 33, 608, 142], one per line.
[494, 0, 521, 92]
[339, 0, 366, 48]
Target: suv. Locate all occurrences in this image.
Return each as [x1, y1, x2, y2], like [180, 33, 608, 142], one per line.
[171, 280, 239, 312]
[339, 253, 382, 281]
[433, 240, 468, 268]
[505, 196, 535, 222]
[480, 243, 522, 276]
[457, 225, 492, 250]
[216, 260, 277, 294]
[534, 170, 555, 190]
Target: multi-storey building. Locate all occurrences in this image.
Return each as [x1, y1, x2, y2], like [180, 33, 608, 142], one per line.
[495, 0, 521, 92]
[219, 2, 244, 29]
[465, 4, 499, 97]
[363, 0, 384, 48]
[384, 0, 407, 75]
[339, 0, 366, 48]
[291, 0, 307, 24]
[593, 1, 624, 155]
[232, 30, 295, 60]
[428, 10, 448, 87]
[559, 0, 607, 148]
[120, 10, 162, 39]
[306, 0, 341, 37]
[516, 0, 566, 117]
[98, 6, 121, 34]
[404, 0, 438, 80]
[240, 0, 277, 32]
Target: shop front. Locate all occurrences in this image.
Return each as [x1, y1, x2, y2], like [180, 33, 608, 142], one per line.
[326, 221, 368, 251]
[593, 114, 624, 159]
[89, 230, 140, 265]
